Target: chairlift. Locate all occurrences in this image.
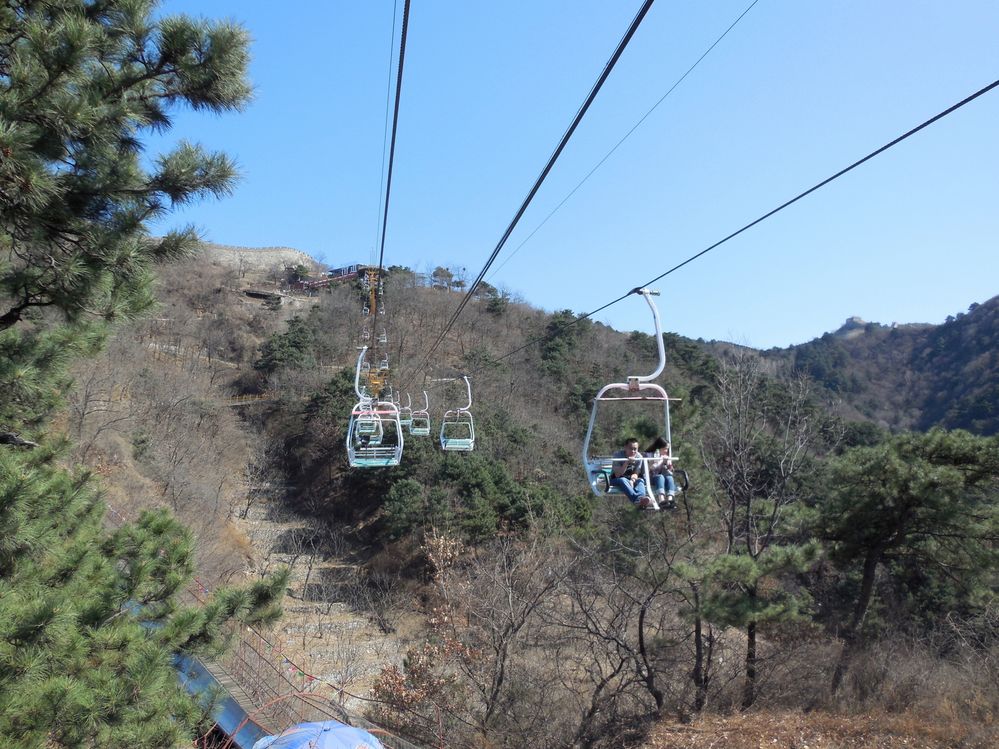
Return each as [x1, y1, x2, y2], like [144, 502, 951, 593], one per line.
[439, 376, 475, 452]
[362, 329, 371, 341]
[347, 347, 403, 468]
[398, 393, 414, 428]
[362, 305, 370, 316]
[378, 329, 388, 345]
[410, 391, 431, 437]
[582, 289, 680, 504]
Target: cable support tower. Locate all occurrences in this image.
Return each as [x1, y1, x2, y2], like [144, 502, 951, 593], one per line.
[404, 0, 657, 392]
[416, 76, 999, 391]
[487, 0, 760, 282]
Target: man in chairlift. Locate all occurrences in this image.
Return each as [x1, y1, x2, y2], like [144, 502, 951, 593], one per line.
[610, 437, 660, 511]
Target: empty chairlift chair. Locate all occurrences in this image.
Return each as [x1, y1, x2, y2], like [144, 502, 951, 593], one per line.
[409, 391, 431, 437]
[440, 376, 475, 452]
[398, 394, 414, 429]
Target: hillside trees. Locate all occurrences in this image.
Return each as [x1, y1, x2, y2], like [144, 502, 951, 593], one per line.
[821, 429, 999, 693]
[0, 2, 289, 744]
[0, 0, 248, 335]
[699, 356, 828, 708]
[0, 450, 287, 746]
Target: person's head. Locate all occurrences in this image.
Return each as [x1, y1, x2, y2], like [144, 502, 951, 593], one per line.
[623, 438, 640, 456]
[647, 436, 669, 453]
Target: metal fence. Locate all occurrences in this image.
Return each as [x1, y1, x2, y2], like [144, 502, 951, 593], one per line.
[106, 504, 421, 749]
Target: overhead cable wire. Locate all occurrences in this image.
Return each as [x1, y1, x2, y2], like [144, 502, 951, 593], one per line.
[365, 0, 401, 340]
[487, 0, 760, 282]
[424, 77, 999, 386]
[372, 0, 400, 258]
[405, 0, 657, 390]
[374, 0, 412, 310]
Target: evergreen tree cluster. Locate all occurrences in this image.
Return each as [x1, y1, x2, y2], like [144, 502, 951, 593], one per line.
[1, 3, 287, 745]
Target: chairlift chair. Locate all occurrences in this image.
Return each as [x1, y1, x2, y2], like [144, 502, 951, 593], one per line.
[409, 391, 431, 437]
[582, 289, 679, 502]
[439, 376, 475, 452]
[398, 393, 414, 428]
[347, 347, 403, 467]
[378, 329, 388, 345]
[347, 401, 403, 466]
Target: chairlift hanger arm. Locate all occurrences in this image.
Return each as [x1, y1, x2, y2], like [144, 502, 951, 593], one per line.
[634, 288, 666, 383]
[354, 346, 369, 398]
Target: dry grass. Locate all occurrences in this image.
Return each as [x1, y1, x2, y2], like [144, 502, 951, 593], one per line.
[644, 709, 995, 749]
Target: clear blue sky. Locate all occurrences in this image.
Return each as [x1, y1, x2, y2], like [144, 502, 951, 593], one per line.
[149, 1, 999, 349]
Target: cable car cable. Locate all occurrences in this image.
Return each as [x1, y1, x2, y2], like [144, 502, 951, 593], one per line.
[373, 0, 400, 257]
[374, 0, 412, 313]
[423, 76, 999, 384]
[364, 0, 401, 347]
[637, 76, 999, 291]
[487, 0, 761, 282]
[404, 0, 658, 390]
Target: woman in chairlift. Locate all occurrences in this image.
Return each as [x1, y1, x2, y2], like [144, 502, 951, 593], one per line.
[645, 436, 678, 509]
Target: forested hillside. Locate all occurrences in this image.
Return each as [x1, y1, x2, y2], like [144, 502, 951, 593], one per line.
[4, 3, 993, 747]
[0, 5, 286, 747]
[75, 249, 993, 749]
[762, 296, 999, 435]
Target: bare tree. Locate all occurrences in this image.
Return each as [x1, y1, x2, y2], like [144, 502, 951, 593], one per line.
[699, 353, 825, 709]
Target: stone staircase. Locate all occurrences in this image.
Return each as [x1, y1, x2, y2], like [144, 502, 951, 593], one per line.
[232, 495, 413, 710]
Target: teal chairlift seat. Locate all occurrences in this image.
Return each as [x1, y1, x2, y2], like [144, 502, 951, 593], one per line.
[439, 376, 475, 452]
[409, 391, 431, 437]
[398, 393, 413, 429]
[346, 347, 403, 468]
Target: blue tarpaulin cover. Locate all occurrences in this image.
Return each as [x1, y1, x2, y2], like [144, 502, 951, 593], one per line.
[252, 720, 384, 749]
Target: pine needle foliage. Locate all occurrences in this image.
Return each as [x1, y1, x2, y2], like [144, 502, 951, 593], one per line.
[0, 0, 249, 333]
[0, 447, 289, 746]
[0, 3, 290, 745]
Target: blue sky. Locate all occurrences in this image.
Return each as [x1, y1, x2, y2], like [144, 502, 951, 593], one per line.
[149, 1, 999, 349]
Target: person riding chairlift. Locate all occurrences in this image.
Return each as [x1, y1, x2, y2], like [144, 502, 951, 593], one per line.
[610, 437, 659, 511]
[645, 436, 678, 510]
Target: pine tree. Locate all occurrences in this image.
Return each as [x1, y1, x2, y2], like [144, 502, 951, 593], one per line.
[1, 0, 249, 442]
[0, 3, 288, 745]
[0, 0, 249, 332]
[699, 356, 826, 709]
[822, 429, 999, 693]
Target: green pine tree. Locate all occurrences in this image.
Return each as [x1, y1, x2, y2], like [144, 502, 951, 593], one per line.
[699, 356, 826, 709]
[0, 2, 288, 745]
[821, 429, 999, 693]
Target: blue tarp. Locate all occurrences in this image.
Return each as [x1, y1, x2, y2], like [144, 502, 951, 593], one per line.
[252, 720, 384, 749]
[175, 653, 270, 749]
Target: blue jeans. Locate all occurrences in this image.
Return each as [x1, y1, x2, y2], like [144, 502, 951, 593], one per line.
[611, 476, 647, 504]
[642, 473, 676, 498]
